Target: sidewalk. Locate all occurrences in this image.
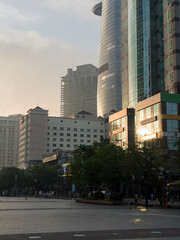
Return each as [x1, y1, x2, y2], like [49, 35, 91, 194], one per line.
[124, 198, 180, 208]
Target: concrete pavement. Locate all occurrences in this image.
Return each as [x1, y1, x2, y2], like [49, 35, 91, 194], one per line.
[0, 197, 180, 239]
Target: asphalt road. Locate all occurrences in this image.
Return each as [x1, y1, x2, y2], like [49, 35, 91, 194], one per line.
[0, 197, 180, 240]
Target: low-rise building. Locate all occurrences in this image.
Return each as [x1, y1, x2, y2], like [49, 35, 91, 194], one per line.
[18, 107, 105, 169]
[136, 93, 180, 150]
[109, 108, 135, 149]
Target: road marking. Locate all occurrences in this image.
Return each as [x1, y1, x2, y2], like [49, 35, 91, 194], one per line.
[73, 234, 86, 237]
[151, 231, 162, 234]
[29, 236, 42, 239]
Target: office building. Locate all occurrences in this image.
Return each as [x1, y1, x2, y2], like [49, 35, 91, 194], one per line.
[109, 108, 135, 149]
[136, 92, 180, 150]
[60, 64, 98, 117]
[93, 0, 122, 117]
[18, 107, 105, 169]
[0, 116, 20, 169]
[121, 0, 180, 109]
[94, 0, 180, 113]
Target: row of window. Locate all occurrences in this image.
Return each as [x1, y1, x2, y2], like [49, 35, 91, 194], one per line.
[47, 140, 96, 152]
[47, 137, 98, 144]
[48, 133, 100, 138]
[139, 102, 178, 121]
[48, 127, 103, 133]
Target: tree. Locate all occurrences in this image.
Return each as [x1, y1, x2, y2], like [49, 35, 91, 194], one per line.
[27, 164, 61, 191]
[96, 144, 126, 193]
[0, 167, 26, 194]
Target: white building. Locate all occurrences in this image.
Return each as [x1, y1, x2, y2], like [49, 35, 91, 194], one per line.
[18, 107, 105, 169]
[47, 110, 105, 153]
[0, 116, 20, 169]
[60, 64, 98, 117]
[18, 107, 48, 169]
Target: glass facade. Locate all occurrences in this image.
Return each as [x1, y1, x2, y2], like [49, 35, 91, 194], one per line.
[128, 0, 151, 108]
[96, 0, 122, 117]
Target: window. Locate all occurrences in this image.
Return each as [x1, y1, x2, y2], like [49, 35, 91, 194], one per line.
[167, 137, 178, 150]
[166, 102, 178, 115]
[167, 9, 172, 20]
[169, 72, 174, 83]
[74, 133, 77, 137]
[80, 139, 84, 143]
[67, 133, 71, 136]
[168, 40, 173, 52]
[80, 128, 84, 132]
[167, 120, 178, 132]
[168, 56, 173, 67]
[94, 129, 97, 133]
[53, 132, 56, 136]
[53, 127, 57, 130]
[60, 127, 64, 131]
[60, 133, 64, 136]
[168, 24, 172, 35]
[140, 110, 144, 121]
[100, 129, 104, 133]
[53, 144, 56, 147]
[167, 0, 171, 5]
[67, 144, 70, 148]
[146, 107, 151, 119]
[60, 144, 63, 147]
[67, 139, 70, 142]
[74, 139, 77, 142]
[154, 104, 159, 116]
[87, 134, 91, 138]
[80, 134, 84, 137]
[53, 138, 56, 141]
[122, 117, 125, 128]
[74, 144, 77, 148]
[94, 135, 97, 138]
[67, 128, 71, 131]
[154, 120, 159, 132]
[87, 140, 90, 143]
[87, 129, 91, 132]
[60, 138, 63, 142]
[74, 128, 77, 131]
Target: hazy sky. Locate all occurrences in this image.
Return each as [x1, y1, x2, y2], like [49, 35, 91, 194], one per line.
[0, 0, 101, 116]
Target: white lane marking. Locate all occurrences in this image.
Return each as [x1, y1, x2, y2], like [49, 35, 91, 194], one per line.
[74, 234, 86, 237]
[29, 236, 42, 239]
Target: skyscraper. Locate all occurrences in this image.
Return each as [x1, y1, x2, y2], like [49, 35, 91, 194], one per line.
[93, 0, 122, 117]
[94, 0, 180, 112]
[60, 64, 98, 117]
[122, 0, 180, 109]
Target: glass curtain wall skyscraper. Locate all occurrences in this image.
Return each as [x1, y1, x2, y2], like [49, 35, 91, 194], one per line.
[94, 0, 180, 113]
[122, 0, 180, 109]
[93, 0, 122, 117]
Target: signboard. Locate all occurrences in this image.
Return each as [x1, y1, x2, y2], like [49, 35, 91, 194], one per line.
[62, 163, 71, 176]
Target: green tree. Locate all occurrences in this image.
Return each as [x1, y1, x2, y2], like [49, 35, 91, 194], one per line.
[27, 164, 61, 191]
[0, 167, 26, 193]
[96, 144, 126, 193]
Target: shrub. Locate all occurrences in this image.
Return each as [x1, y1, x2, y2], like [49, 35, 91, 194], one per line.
[94, 191, 105, 200]
[110, 192, 123, 201]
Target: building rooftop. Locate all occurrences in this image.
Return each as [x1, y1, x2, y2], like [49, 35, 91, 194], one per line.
[92, 2, 102, 16]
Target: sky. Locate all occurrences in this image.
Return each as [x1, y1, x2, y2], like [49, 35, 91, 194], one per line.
[0, 0, 101, 117]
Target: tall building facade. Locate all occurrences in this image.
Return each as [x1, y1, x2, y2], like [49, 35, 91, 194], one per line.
[0, 116, 20, 169]
[122, 0, 180, 109]
[94, 0, 180, 112]
[93, 0, 122, 117]
[60, 64, 98, 117]
[18, 107, 48, 169]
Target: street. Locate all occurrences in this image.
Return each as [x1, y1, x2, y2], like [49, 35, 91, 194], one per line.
[0, 197, 180, 239]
